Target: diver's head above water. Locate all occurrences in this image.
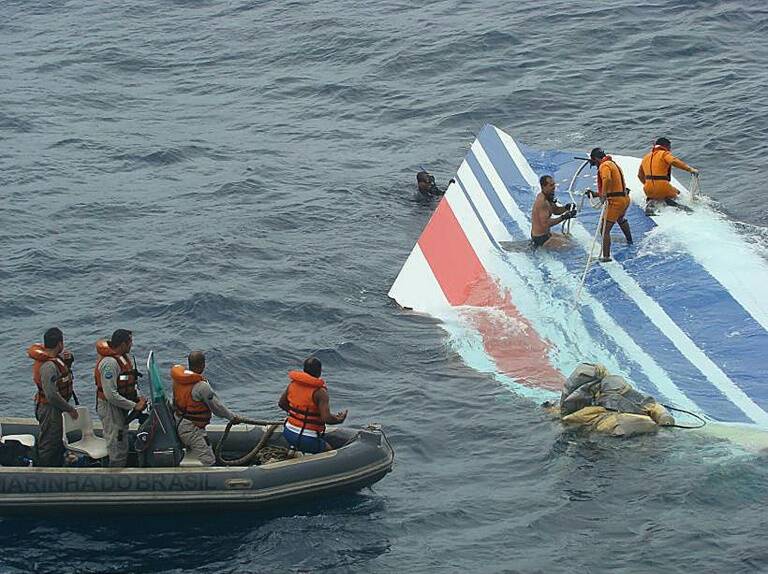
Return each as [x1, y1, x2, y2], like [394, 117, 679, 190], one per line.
[417, 171, 438, 195]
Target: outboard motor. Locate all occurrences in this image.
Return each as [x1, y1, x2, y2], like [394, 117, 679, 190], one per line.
[135, 351, 183, 467]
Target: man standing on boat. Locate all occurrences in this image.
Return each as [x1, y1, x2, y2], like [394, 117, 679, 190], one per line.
[27, 327, 79, 466]
[530, 174, 576, 249]
[94, 329, 147, 467]
[278, 356, 347, 454]
[171, 351, 243, 466]
[638, 137, 698, 214]
[589, 148, 633, 262]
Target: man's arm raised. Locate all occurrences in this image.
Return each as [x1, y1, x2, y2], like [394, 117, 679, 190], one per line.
[313, 388, 347, 425]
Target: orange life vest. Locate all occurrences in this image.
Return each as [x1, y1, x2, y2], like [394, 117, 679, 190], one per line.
[641, 144, 673, 182]
[171, 365, 212, 428]
[639, 144, 694, 200]
[28, 343, 73, 405]
[597, 156, 628, 198]
[285, 370, 327, 434]
[94, 339, 138, 402]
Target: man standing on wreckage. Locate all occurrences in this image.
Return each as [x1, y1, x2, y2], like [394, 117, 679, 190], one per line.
[586, 147, 633, 262]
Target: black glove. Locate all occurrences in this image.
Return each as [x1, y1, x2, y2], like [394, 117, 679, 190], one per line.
[585, 189, 596, 198]
[561, 208, 577, 221]
[132, 368, 144, 379]
[564, 202, 575, 211]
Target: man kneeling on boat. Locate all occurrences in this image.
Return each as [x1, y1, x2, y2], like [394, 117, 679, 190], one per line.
[278, 357, 348, 454]
[530, 174, 576, 250]
[171, 351, 244, 466]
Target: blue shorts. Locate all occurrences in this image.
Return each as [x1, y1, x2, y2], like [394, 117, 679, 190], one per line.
[282, 427, 328, 454]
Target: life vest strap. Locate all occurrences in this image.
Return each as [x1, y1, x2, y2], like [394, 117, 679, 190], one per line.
[645, 175, 671, 181]
[174, 407, 211, 425]
[175, 405, 209, 415]
[287, 406, 323, 424]
[606, 191, 628, 198]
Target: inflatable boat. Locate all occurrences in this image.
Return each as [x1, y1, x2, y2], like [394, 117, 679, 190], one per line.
[0, 420, 393, 514]
[0, 353, 394, 514]
[390, 124, 768, 445]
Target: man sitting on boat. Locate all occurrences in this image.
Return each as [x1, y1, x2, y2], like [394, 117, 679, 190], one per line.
[638, 137, 698, 215]
[94, 329, 148, 467]
[530, 174, 576, 250]
[27, 327, 79, 466]
[171, 351, 243, 466]
[278, 356, 348, 454]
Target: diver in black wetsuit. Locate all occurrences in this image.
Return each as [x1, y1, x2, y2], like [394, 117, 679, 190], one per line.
[417, 171, 454, 197]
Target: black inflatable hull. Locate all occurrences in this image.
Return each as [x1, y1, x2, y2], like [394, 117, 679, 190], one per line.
[0, 418, 394, 514]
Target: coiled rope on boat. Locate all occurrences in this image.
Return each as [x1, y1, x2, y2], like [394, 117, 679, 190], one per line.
[214, 418, 287, 466]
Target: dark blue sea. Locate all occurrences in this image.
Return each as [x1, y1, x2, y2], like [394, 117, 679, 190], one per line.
[2, 1, 768, 572]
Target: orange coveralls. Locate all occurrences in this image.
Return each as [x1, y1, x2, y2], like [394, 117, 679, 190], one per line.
[598, 158, 630, 223]
[638, 145, 694, 201]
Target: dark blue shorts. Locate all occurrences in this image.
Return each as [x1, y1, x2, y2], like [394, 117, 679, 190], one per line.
[282, 427, 328, 454]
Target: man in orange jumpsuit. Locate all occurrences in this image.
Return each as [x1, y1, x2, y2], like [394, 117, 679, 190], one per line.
[638, 137, 698, 214]
[590, 148, 633, 262]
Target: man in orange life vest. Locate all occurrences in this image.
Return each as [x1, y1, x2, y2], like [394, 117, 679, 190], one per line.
[278, 356, 348, 454]
[94, 329, 147, 467]
[171, 351, 243, 466]
[638, 137, 698, 213]
[27, 327, 79, 466]
[589, 147, 633, 262]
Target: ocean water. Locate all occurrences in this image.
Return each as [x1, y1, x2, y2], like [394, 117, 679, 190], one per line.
[2, 1, 768, 572]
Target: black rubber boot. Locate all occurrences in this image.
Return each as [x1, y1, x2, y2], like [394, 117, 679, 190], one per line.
[618, 220, 633, 244]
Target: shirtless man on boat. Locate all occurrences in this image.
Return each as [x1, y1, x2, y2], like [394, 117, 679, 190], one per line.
[530, 174, 576, 250]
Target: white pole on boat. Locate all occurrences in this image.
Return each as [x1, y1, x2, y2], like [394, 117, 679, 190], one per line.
[575, 200, 606, 306]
